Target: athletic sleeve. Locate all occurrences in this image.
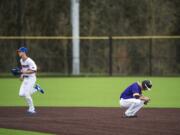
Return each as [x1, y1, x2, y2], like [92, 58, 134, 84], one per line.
[132, 83, 141, 94]
[29, 59, 37, 71]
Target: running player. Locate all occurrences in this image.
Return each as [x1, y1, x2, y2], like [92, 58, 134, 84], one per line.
[17, 47, 44, 114]
[16, 48, 44, 94]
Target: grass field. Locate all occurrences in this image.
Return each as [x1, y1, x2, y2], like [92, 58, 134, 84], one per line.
[0, 77, 180, 108]
[0, 128, 52, 135]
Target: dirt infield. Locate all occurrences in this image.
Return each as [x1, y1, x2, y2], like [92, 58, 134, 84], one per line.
[0, 107, 180, 135]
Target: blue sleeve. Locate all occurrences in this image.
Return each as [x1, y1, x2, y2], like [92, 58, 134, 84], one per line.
[131, 84, 140, 94]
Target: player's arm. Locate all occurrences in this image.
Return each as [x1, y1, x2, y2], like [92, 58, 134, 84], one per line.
[133, 93, 141, 99]
[21, 60, 37, 74]
[21, 69, 36, 74]
[139, 95, 150, 101]
[133, 93, 150, 101]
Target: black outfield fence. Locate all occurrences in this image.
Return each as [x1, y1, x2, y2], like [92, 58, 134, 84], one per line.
[0, 36, 180, 76]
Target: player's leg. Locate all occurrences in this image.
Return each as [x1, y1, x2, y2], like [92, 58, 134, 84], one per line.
[34, 84, 44, 94]
[19, 79, 28, 97]
[120, 98, 144, 117]
[125, 99, 144, 116]
[22, 78, 36, 113]
[19, 79, 35, 113]
[31, 86, 37, 95]
[120, 98, 133, 108]
[27, 77, 36, 112]
[25, 94, 35, 113]
[30, 84, 44, 95]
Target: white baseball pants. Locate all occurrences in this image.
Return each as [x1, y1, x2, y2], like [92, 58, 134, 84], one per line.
[19, 76, 37, 112]
[120, 98, 144, 116]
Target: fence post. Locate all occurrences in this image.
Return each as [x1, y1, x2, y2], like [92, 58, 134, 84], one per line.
[109, 36, 113, 76]
[149, 39, 152, 76]
[67, 41, 72, 76]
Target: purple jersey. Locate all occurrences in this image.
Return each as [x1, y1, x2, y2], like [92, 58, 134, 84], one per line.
[120, 82, 142, 99]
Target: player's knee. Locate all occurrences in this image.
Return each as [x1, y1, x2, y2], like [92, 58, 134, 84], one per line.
[19, 92, 29, 97]
[134, 99, 144, 105]
[136, 101, 144, 107]
[24, 95, 31, 99]
[19, 93, 25, 97]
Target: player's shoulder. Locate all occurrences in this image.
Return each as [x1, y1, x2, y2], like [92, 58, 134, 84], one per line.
[27, 57, 37, 67]
[20, 58, 25, 64]
[125, 82, 138, 91]
[131, 82, 138, 87]
[130, 82, 140, 89]
[27, 57, 35, 63]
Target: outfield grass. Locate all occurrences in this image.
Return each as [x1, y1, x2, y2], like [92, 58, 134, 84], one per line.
[0, 77, 180, 108]
[0, 128, 53, 135]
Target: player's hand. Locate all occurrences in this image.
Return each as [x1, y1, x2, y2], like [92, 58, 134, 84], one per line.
[144, 96, 150, 101]
[20, 69, 24, 74]
[144, 96, 150, 105]
[140, 96, 150, 105]
[11, 67, 21, 77]
[19, 74, 23, 81]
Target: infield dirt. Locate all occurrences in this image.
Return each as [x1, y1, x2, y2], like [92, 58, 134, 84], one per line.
[0, 107, 180, 135]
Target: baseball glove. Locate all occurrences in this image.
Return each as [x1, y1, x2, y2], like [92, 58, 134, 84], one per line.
[144, 98, 150, 105]
[11, 67, 21, 77]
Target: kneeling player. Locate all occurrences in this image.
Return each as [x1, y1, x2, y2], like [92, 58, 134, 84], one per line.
[120, 80, 152, 118]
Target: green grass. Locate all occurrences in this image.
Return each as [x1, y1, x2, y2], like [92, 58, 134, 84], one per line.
[0, 128, 53, 135]
[0, 77, 180, 108]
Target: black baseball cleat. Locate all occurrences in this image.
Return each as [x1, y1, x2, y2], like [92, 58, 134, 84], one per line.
[122, 114, 138, 118]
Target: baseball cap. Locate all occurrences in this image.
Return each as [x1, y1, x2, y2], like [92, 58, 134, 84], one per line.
[18, 47, 28, 53]
[142, 80, 152, 90]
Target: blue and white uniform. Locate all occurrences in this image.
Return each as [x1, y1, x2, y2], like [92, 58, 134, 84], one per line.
[120, 82, 144, 116]
[19, 57, 37, 113]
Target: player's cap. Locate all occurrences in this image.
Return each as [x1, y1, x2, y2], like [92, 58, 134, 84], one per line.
[18, 47, 28, 53]
[142, 80, 152, 90]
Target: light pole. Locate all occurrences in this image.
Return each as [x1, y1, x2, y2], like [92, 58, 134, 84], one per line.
[71, 0, 80, 75]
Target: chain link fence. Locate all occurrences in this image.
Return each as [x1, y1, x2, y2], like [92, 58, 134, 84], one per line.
[0, 37, 180, 76]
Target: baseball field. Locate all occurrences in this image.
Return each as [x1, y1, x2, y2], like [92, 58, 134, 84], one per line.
[0, 77, 180, 135]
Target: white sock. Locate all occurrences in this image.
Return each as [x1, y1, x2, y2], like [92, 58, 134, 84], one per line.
[30, 88, 37, 95]
[25, 96, 35, 111]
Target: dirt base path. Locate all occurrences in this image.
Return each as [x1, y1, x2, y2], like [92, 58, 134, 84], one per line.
[0, 107, 180, 135]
